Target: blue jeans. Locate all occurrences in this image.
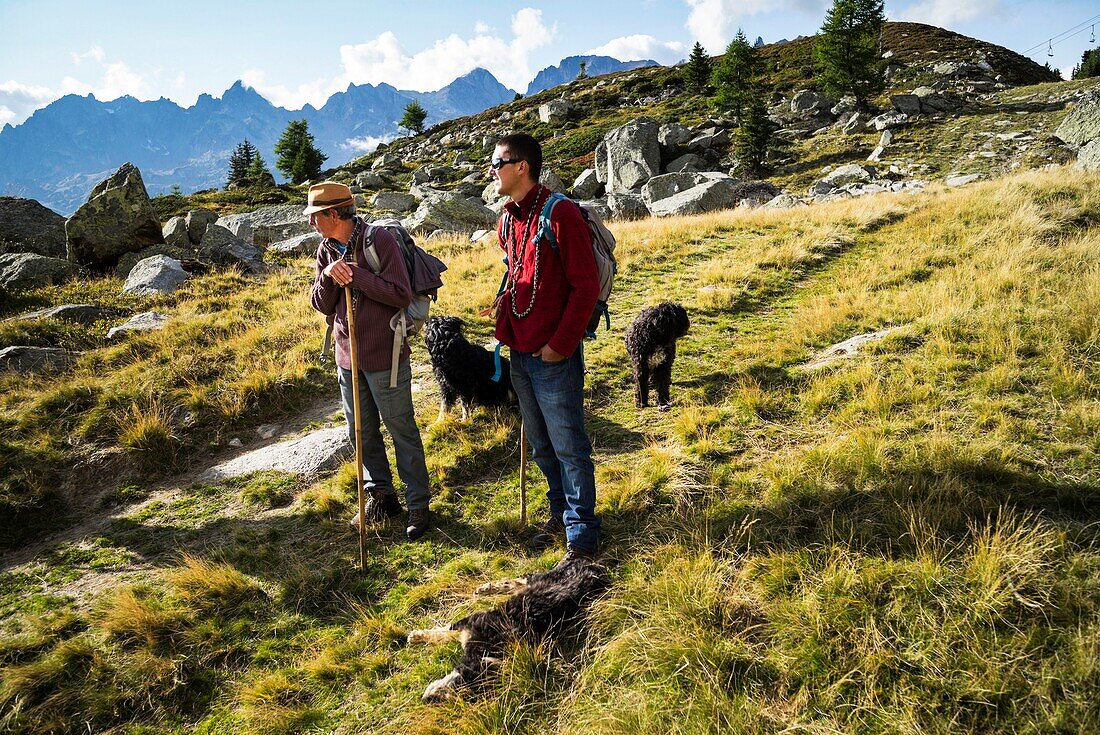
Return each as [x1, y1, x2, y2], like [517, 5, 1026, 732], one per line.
[509, 349, 600, 552]
[338, 360, 431, 510]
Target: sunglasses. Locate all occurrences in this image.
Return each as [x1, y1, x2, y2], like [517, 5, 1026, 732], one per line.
[489, 157, 523, 170]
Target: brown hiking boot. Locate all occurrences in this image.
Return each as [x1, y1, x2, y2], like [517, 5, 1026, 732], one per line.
[555, 545, 596, 568]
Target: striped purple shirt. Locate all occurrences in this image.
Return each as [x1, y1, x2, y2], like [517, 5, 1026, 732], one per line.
[310, 217, 413, 373]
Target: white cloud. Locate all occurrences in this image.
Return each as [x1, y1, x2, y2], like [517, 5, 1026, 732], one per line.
[342, 134, 397, 153]
[338, 7, 555, 93]
[70, 46, 106, 65]
[0, 80, 57, 127]
[685, 0, 824, 52]
[585, 35, 687, 65]
[896, 0, 998, 26]
[475, 21, 492, 34]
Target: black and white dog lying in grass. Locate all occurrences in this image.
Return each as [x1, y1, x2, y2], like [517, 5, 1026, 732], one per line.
[408, 558, 610, 702]
[423, 316, 515, 422]
[625, 301, 690, 411]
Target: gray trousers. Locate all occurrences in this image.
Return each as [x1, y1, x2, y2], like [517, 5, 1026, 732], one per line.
[338, 360, 431, 510]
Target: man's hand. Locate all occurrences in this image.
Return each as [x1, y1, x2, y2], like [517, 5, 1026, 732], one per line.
[324, 259, 354, 287]
[533, 344, 566, 362]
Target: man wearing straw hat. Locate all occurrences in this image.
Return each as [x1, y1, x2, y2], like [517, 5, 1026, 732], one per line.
[307, 181, 432, 541]
[489, 133, 601, 564]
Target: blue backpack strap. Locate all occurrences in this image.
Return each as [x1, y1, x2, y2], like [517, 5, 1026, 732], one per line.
[491, 342, 505, 382]
[535, 192, 568, 251]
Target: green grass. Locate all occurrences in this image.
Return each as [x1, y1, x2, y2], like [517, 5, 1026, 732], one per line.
[2, 166, 1100, 734]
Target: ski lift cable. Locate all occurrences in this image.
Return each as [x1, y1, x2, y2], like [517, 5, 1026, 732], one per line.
[1021, 12, 1100, 55]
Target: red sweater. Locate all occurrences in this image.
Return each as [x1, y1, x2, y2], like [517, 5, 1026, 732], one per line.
[494, 185, 599, 357]
[311, 219, 413, 372]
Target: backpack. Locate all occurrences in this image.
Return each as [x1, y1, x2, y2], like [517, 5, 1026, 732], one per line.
[321, 218, 447, 387]
[501, 192, 617, 335]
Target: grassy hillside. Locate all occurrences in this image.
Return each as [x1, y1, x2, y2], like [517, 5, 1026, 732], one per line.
[2, 166, 1099, 733]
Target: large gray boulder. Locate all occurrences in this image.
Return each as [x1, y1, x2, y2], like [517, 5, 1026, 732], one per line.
[596, 118, 662, 192]
[107, 311, 169, 340]
[123, 255, 190, 296]
[373, 152, 403, 170]
[0, 346, 78, 374]
[356, 171, 389, 189]
[216, 204, 311, 247]
[665, 153, 708, 173]
[116, 244, 190, 278]
[0, 197, 67, 257]
[402, 192, 497, 234]
[0, 252, 84, 291]
[268, 232, 322, 257]
[538, 99, 574, 125]
[65, 163, 163, 270]
[185, 209, 218, 245]
[822, 164, 877, 187]
[870, 113, 908, 131]
[200, 426, 348, 482]
[198, 224, 264, 271]
[371, 192, 418, 213]
[162, 216, 190, 248]
[1076, 138, 1100, 171]
[658, 123, 693, 148]
[1055, 91, 1100, 148]
[891, 94, 923, 116]
[791, 89, 827, 114]
[17, 304, 125, 325]
[647, 178, 738, 218]
[643, 172, 726, 205]
[540, 167, 566, 194]
[607, 192, 649, 220]
[571, 169, 603, 200]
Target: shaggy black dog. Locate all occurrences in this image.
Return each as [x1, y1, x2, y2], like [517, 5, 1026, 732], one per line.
[408, 558, 610, 702]
[625, 301, 690, 410]
[423, 316, 514, 421]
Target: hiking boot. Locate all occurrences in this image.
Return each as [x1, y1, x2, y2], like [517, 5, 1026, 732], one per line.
[406, 507, 432, 541]
[555, 545, 596, 568]
[528, 514, 566, 551]
[349, 492, 403, 530]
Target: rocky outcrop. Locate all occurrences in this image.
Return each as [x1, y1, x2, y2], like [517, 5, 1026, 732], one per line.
[0, 346, 79, 374]
[571, 169, 603, 200]
[371, 192, 418, 213]
[162, 216, 190, 248]
[0, 197, 66, 257]
[107, 311, 170, 340]
[185, 209, 218, 244]
[607, 192, 649, 220]
[538, 99, 574, 125]
[646, 177, 779, 217]
[197, 224, 264, 271]
[1076, 138, 1100, 172]
[268, 232, 322, 257]
[200, 427, 348, 482]
[65, 163, 163, 270]
[596, 117, 662, 192]
[115, 245, 189, 278]
[540, 167, 566, 194]
[216, 204, 312, 247]
[0, 252, 84, 291]
[402, 191, 497, 234]
[1055, 91, 1100, 148]
[123, 255, 190, 296]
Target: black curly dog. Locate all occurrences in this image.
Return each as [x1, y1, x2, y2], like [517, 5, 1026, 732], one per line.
[408, 558, 610, 702]
[423, 316, 514, 422]
[625, 302, 690, 410]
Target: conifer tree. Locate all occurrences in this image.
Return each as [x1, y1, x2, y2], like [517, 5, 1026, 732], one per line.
[684, 42, 711, 93]
[274, 120, 327, 184]
[400, 101, 428, 135]
[711, 30, 756, 121]
[1073, 47, 1100, 79]
[734, 90, 776, 175]
[814, 0, 885, 106]
[578, 60, 588, 79]
[246, 151, 274, 188]
[226, 139, 257, 188]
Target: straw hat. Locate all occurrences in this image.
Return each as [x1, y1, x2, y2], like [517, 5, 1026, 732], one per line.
[303, 181, 355, 215]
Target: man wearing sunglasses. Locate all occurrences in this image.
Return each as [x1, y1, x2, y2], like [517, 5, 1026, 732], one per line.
[489, 133, 601, 564]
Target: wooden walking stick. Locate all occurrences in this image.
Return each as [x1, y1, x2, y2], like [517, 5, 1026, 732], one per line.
[345, 281, 367, 573]
[519, 421, 528, 525]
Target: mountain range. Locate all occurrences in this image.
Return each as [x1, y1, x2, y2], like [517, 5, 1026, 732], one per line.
[0, 57, 652, 215]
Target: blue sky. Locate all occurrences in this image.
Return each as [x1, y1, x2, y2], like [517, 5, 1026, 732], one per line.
[1, 0, 1097, 127]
